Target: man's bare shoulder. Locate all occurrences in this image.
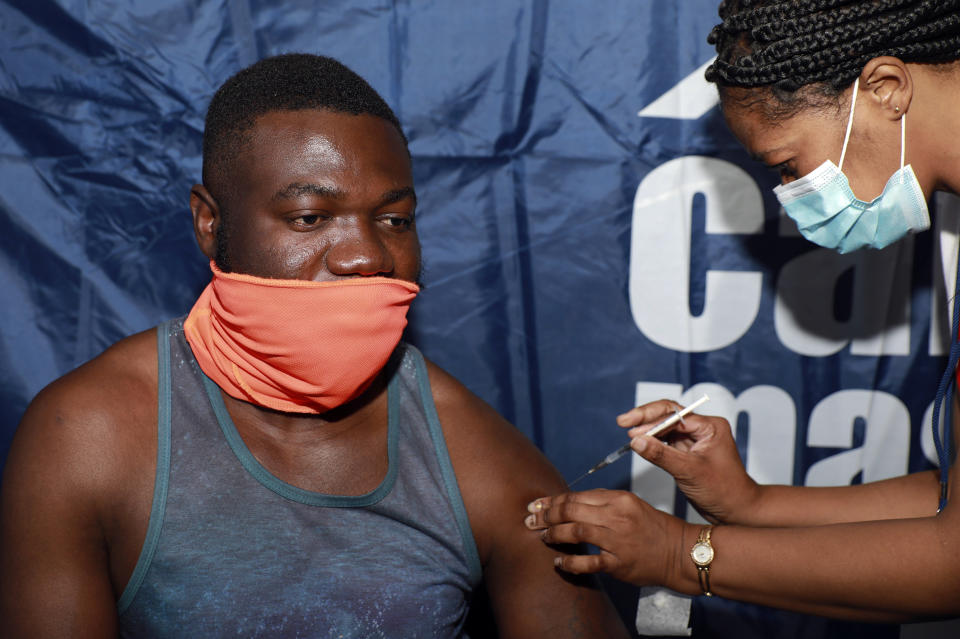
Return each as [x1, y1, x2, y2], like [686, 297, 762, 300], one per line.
[23, 327, 158, 427]
[419, 356, 567, 551]
[10, 327, 159, 492]
[421, 356, 565, 491]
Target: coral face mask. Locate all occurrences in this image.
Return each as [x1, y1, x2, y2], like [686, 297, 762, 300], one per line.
[184, 262, 419, 414]
[773, 77, 929, 254]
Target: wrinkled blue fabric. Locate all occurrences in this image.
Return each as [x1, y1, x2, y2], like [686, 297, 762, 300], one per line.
[0, 2, 940, 638]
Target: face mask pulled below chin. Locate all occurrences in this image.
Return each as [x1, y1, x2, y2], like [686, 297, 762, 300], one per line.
[184, 262, 419, 414]
[773, 78, 930, 255]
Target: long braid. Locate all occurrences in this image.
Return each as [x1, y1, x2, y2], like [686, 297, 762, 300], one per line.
[749, 0, 918, 43]
[757, 2, 960, 73]
[714, 8, 960, 91]
[706, 0, 960, 98]
[724, 0, 912, 34]
[756, 0, 941, 57]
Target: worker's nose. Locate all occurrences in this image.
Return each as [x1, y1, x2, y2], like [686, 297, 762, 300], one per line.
[323, 219, 394, 277]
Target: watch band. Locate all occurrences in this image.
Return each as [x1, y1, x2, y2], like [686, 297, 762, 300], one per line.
[691, 525, 715, 597]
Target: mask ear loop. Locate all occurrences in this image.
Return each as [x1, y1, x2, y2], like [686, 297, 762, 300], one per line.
[838, 77, 859, 172]
[899, 112, 906, 170]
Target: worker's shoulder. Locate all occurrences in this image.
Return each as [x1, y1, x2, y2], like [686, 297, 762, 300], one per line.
[11, 327, 160, 484]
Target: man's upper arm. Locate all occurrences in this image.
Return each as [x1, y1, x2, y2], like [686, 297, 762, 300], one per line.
[478, 471, 630, 638]
[1, 382, 121, 638]
[426, 360, 629, 638]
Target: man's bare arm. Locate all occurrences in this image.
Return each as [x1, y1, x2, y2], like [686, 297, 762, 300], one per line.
[2, 384, 119, 637]
[426, 360, 629, 638]
[1, 332, 157, 638]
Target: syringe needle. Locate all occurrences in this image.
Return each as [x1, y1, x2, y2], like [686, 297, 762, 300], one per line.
[568, 442, 631, 487]
[567, 471, 592, 488]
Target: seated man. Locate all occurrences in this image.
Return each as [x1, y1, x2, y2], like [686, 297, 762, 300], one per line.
[0, 53, 627, 638]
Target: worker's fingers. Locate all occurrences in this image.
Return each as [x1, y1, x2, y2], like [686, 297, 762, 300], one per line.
[524, 490, 614, 530]
[615, 399, 683, 429]
[529, 490, 679, 586]
[628, 433, 696, 476]
[553, 551, 620, 576]
[539, 521, 617, 549]
[527, 488, 615, 514]
[628, 412, 716, 450]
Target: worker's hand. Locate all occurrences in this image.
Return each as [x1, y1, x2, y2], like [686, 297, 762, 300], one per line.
[523, 489, 689, 587]
[618, 399, 761, 525]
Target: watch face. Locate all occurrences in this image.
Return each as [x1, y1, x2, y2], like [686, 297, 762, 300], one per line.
[691, 542, 714, 566]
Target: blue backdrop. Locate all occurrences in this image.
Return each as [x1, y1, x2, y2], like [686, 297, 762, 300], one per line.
[1, 1, 953, 637]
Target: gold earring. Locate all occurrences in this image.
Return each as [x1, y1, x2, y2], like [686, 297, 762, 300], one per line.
[894, 106, 901, 113]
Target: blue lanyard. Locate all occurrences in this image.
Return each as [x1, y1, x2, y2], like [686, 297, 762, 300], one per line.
[931, 247, 960, 512]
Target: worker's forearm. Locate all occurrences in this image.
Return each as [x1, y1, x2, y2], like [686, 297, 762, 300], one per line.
[734, 469, 940, 527]
[670, 511, 960, 621]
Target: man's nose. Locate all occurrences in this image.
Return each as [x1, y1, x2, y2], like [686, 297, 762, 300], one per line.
[323, 219, 394, 277]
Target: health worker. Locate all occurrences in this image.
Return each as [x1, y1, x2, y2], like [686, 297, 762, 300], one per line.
[526, 0, 960, 622]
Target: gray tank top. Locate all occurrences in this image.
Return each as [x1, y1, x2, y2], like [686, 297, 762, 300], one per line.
[117, 319, 482, 637]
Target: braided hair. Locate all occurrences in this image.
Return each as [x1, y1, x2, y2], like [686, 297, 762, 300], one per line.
[705, 0, 960, 116]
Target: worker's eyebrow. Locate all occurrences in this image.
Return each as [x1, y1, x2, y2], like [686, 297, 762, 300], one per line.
[271, 182, 344, 202]
[749, 146, 788, 166]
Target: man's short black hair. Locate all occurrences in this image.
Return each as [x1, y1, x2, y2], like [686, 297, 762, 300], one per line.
[202, 53, 406, 203]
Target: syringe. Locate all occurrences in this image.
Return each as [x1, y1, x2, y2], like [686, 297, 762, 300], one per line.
[567, 394, 710, 487]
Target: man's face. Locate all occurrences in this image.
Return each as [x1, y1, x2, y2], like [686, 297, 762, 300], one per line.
[214, 109, 420, 283]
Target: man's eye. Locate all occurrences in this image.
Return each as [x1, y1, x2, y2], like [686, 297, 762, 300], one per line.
[382, 215, 413, 230]
[292, 214, 322, 227]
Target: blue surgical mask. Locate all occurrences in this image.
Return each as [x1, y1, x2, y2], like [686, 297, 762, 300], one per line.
[773, 77, 930, 254]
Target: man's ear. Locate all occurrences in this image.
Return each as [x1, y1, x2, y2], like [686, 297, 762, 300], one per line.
[190, 184, 220, 260]
[860, 56, 913, 120]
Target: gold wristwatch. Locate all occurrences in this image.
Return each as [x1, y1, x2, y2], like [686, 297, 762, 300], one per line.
[690, 525, 715, 597]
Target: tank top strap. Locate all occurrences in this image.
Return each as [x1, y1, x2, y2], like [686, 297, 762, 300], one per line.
[117, 320, 174, 614]
[393, 344, 482, 584]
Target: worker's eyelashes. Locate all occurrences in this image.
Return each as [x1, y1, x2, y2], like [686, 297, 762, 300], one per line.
[771, 161, 797, 180]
